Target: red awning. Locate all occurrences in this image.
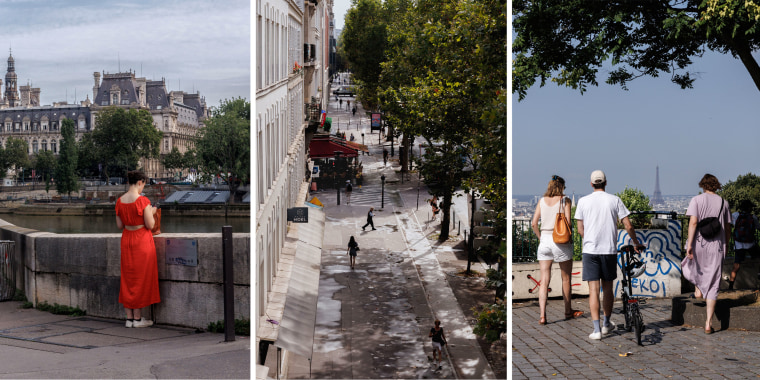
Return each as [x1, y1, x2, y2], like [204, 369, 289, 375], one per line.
[309, 138, 359, 158]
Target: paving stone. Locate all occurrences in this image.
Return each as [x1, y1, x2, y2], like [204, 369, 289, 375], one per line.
[514, 297, 760, 378]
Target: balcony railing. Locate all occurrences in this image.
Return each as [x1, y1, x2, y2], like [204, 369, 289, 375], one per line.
[305, 98, 321, 123]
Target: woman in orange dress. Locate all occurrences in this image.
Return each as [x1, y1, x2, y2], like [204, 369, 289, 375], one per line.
[116, 170, 160, 328]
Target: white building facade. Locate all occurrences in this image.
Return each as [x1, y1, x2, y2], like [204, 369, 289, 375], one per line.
[256, 0, 331, 378]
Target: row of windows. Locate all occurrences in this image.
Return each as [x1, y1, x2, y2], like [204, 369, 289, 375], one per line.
[0, 140, 58, 154]
[1, 118, 87, 132]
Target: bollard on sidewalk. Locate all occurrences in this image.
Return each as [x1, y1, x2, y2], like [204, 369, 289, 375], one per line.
[222, 226, 235, 342]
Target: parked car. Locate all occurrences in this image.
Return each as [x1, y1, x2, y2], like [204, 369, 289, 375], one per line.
[333, 86, 355, 97]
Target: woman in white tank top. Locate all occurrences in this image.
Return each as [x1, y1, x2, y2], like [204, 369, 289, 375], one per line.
[530, 175, 583, 325]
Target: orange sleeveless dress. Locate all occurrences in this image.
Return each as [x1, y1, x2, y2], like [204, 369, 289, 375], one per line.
[116, 196, 160, 309]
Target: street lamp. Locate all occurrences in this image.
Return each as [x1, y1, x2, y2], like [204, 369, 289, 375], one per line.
[334, 151, 342, 205]
[361, 133, 365, 155]
[380, 174, 386, 209]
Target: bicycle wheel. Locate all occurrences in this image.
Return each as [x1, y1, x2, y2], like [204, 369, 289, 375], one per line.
[631, 302, 643, 345]
[621, 293, 632, 332]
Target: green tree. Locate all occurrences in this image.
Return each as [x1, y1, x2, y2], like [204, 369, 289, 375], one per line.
[76, 133, 100, 178]
[616, 187, 653, 229]
[379, 0, 506, 241]
[162, 147, 185, 180]
[4, 137, 30, 184]
[341, 0, 388, 110]
[56, 119, 79, 200]
[718, 173, 760, 213]
[91, 107, 162, 181]
[33, 150, 56, 193]
[513, 0, 760, 100]
[195, 98, 250, 204]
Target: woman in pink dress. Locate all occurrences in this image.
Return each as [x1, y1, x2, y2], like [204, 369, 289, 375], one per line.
[684, 173, 731, 334]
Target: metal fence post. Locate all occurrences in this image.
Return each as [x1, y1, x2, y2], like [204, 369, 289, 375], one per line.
[222, 226, 235, 342]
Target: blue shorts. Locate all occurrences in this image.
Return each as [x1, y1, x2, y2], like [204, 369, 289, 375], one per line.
[582, 253, 618, 282]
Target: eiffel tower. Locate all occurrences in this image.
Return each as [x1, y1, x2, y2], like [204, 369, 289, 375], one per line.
[651, 166, 665, 206]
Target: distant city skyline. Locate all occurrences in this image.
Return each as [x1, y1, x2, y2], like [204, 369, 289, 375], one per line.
[0, 0, 249, 109]
[513, 48, 760, 197]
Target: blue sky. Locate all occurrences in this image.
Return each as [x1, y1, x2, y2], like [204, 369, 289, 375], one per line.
[512, 49, 760, 197]
[0, 0, 249, 108]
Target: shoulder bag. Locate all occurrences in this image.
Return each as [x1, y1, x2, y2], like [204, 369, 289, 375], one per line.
[697, 198, 723, 239]
[552, 197, 572, 244]
[151, 207, 162, 235]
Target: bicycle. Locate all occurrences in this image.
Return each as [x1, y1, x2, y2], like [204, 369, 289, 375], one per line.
[619, 244, 647, 345]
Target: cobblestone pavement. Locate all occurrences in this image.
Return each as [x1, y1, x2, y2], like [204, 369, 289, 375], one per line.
[513, 297, 760, 379]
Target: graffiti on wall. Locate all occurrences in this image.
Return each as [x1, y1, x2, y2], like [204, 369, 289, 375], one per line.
[614, 219, 682, 298]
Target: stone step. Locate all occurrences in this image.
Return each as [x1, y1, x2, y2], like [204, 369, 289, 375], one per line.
[672, 290, 760, 331]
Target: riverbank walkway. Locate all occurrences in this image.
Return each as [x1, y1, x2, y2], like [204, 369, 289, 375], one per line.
[0, 301, 249, 378]
[513, 297, 760, 379]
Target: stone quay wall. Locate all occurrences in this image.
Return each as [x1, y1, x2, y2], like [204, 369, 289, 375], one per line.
[0, 219, 250, 329]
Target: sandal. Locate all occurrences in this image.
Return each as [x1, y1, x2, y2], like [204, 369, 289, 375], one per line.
[539, 316, 546, 325]
[565, 310, 584, 320]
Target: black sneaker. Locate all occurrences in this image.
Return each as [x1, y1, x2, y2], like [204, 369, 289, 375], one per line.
[728, 280, 735, 290]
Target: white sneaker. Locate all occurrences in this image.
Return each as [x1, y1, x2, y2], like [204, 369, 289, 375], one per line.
[132, 318, 153, 328]
[125, 320, 133, 328]
[602, 321, 616, 335]
[588, 331, 602, 340]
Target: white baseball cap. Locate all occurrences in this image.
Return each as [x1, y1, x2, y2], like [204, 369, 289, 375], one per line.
[590, 170, 606, 184]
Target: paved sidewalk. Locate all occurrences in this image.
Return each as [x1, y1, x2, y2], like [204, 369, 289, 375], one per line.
[290, 92, 496, 379]
[0, 301, 249, 379]
[513, 297, 760, 379]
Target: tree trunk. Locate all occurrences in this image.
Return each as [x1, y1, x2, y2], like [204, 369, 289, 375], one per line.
[729, 37, 760, 93]
[439, 190, 452, 241]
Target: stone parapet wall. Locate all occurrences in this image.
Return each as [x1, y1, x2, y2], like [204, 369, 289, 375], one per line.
[0, 219, 249, 329]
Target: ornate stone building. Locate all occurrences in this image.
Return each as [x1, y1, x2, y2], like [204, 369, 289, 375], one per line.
[0, 53, 208, 180]
[91, 71, 208, 178]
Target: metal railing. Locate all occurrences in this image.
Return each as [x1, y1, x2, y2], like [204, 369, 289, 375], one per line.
[512, 212, 745, 262]
[0, 241, 17, 301]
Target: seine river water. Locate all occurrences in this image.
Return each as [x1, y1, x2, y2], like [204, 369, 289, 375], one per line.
[0, 214, 250, 234]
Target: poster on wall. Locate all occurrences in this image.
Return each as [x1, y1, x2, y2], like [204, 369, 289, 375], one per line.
[165, 239, 198, 266]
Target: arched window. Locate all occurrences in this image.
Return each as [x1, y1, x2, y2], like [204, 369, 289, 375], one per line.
[41, 139, 47, 151]
[51, 140, 57, 153]
[32, 140, 38, 153]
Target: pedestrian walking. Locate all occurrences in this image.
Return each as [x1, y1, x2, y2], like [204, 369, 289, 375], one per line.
[574, 170, 642, 340]
[352, 106, 356, 117]
[347, 99, 351, 110]
[340, 98, 343, 108]
[531, 175, 583, 325]
[116, 170, 160, 328]
[683, 173, 731, 334]
[347, 236, 359, 269]
[383, 148, 389, 166]
[350, 133, 355, 142]
[362, 207, 376, 231]
[429, 319, 447, 370]
[345, 180, 353, 204]
[430, 196, 440, 221]
[729, 199, 759, 290]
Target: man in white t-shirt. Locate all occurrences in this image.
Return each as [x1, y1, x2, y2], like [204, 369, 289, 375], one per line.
[574, 170, 642, 340]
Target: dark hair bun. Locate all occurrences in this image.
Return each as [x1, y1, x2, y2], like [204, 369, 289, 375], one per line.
[127, 170, 148, 185]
